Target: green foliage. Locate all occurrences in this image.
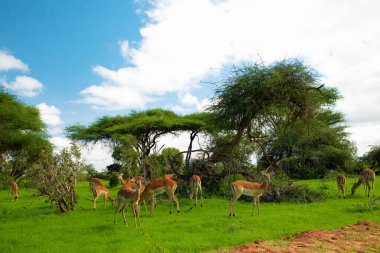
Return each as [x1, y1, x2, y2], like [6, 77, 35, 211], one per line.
[362, 145, 380, 170]
[29, 143, 84, 212]
[207, 59, 354, 179]
[66, 109, 209, 177]
[0, 90, 52, 180]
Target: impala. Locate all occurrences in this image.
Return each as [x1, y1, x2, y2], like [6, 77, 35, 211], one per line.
[89, 177, 104, 195]
[139, 174, 179, 215]
[229, 170, 271, 217]
[336, 172, 346, 199]
[351, 168, 375, 197]
[117, 173, 151, 210]
[92, 185, 114, 210]
[114, 176, 143, 227]
[189, 175, 203, 206]
[10, 180, 19, 201]
[117, 173, 134, 187]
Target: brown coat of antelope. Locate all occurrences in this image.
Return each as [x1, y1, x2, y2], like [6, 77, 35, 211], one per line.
[189, 175, 203, 206]
[10, 180, 19, 201]
[351, 168, 376, 197]
[92, 185, 114, 210]
[336, 172, 346, 199]
[139, 174, 179, 216]
[114, 176, 143, 227]
[89, 177, 104, 195]
[229, 171, 271, 217]
[117, 173, 135, 187]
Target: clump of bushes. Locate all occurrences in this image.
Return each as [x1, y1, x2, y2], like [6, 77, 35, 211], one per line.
[261, 184, 326, 203]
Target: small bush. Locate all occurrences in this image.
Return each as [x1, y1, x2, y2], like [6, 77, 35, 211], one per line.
[108, 174, 119, 188]
[262, 184, 326, 203]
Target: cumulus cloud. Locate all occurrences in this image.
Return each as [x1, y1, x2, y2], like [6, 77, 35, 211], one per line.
[2, 75, 43, 97]
[37, 103, 63, 127]
[79, 0, 380, 155]
[0, 51, 29, 72]
[178, 92, 211, 111]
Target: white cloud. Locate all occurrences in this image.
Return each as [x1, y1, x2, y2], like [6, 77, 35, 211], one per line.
[37, 103, 63, 127]
[0, 51, 29, 72]
[119, 40, 131, 61]
[2, 75, 43, 97]
[79, 0, 380, 155]
[178, 92, 211, 111]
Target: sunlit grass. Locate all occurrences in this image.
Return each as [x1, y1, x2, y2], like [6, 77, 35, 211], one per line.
[0, 177, 379, 252]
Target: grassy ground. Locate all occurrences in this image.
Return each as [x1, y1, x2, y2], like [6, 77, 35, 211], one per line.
[0, 176, 379, 253]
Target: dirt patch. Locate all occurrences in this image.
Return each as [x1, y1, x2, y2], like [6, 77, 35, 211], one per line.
[226, 221, 380, 253]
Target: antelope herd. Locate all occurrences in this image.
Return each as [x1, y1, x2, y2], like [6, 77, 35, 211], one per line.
[7, 168, 377, 228]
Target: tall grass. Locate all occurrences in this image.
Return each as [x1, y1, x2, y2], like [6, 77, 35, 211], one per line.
[0, 177, 379, 252]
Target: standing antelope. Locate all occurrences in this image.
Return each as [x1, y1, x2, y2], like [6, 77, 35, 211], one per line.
[139, 174, 179, 216]
[189, 175, 203, 206]
[10, 180, 19, 201]
[114, 176, 143, 227]
[117, 173, 134, 187]
[117, 173, 151, 211]
[336, 172, 346, 199]
[89, 177, 104, 195]
[351, 168, 376, 197]
[92, 185, 114, 210]
[229, 171, 271, 217]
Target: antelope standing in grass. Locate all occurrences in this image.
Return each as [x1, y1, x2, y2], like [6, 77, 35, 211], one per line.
[117, 173, 135, 187]
[189, 175, 203, 206]
[351, 169, 375, 197]
[139, 174, 179, 216]
[229, 170, 271, 217]
[92, 185, 114, 210]
[114, 176, 143, 227]
[336, 172, 346, 199]
[89, 177, 104, 196]
[10, 180, 19, 201]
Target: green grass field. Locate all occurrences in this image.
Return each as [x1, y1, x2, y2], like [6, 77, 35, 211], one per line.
[1, 177, 379, 253]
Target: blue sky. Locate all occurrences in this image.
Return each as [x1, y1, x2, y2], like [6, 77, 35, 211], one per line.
[1, 0, 380, 170]
[0, 0, 144, 123]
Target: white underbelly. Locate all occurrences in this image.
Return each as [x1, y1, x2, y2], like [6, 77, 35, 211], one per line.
[242, 188, 261, 197]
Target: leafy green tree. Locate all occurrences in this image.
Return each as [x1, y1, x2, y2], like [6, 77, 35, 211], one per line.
[208, 59, 330, 162]
[0, 90, 52, 180]
[362, 145, 380, 170]
[67, 109, 206, 178]
[161, 147, 184, 174]
[258, 109, 356, 178]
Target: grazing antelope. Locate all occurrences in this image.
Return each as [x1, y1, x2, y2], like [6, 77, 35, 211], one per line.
[92, 185, 114, 210]
[114, 176, 143, 227]
[351, 169, 376, 197]
[229, 171, 271, 217]
[189, 175, 203, 206]
[336, 172, 346, 199]
[10, 180, 19, 201]
[139, 174, 179, 216]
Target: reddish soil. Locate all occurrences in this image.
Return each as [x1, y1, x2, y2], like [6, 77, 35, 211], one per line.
[226, 221, 380, 253]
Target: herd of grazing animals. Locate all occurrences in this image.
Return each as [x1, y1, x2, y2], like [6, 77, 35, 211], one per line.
[7, 168, 377, 227]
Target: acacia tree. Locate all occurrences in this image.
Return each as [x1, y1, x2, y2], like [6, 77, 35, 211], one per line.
[208, 59, 333, 162]
[66, 109, 206, 178]
[0, 90, 51, 180]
